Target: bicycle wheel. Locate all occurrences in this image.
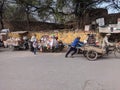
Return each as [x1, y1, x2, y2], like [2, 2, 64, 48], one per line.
[86, 50, 98, 61]
[114, 48, 120, 57]
[116, 47, 120, 53]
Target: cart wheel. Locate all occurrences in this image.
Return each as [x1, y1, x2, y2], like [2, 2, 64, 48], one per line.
[9, 45, 15, 51]
[86, 50, 98, 61]
[22, 45, 26, 50]
[114, 47, 120, 57]
[117, 47, 120, 53]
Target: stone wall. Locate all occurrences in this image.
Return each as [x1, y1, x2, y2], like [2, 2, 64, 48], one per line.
[3, 21, 67, 32]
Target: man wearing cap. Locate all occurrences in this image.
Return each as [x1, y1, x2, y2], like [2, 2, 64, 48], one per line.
[65, 36, 84, 58]
[102, 33, 112, 47]
[102, 33, 113, 54]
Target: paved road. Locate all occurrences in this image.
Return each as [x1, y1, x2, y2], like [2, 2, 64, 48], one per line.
[0, 49, 120, 90]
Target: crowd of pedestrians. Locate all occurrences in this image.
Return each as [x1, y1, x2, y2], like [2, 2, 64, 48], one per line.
[30, 34, 64, 55]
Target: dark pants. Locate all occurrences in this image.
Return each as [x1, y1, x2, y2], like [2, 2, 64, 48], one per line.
[65, 47, 77, 57]
[33, 48, 37, 55]
[30, 42, 34, 52]
[106, 46, 111, 55]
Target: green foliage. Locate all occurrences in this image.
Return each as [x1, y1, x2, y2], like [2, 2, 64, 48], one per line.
[1, 0, 120, 28]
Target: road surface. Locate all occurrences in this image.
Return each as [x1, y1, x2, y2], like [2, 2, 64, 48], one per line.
[0, 49, 120, 90]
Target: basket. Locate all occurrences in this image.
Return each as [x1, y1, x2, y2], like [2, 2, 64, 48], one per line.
[84, 46, 104, 54]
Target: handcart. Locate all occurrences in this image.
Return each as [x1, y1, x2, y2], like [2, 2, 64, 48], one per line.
[79, 44, 120, 61]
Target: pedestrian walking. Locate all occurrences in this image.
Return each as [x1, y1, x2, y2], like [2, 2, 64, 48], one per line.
[30, 34, 37, 52]
[33, 41, 38, 55]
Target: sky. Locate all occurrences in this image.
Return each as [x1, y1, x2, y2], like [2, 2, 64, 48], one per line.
[108, 9, 119, 14]
[98, 2, 120, 14]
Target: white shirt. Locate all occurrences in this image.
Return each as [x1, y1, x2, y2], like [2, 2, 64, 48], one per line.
[49, 38, 58, 47]
[102, 36, 112, 48]
[33, 41, 37, 48]
[31, 36, 36, 42]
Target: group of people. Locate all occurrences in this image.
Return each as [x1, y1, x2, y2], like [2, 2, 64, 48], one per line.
[29, 33, 114, 56]
[40, 35, 59, 52]
[30, 34, 63, 55]
[65, 33, 113, 58]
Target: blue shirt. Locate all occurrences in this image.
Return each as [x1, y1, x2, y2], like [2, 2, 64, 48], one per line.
[71, 38, 80, 47]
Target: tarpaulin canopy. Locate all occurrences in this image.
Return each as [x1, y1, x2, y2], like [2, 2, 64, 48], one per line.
[99, 24, 120, 33]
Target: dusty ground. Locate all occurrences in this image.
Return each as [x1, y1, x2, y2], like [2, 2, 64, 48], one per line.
[0, 48, 120, 90]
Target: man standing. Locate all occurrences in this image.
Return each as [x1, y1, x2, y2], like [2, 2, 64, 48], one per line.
[33, 41, 38, 55]
[30, 34, 37, 52]
[65, 36, 83, 58]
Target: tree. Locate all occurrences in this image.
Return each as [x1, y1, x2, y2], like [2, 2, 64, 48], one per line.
[14, 0, 39, 30]
[52, 0, 113, 29]
[64, 0, 111, 29]
[106, 0, 120, 12]
[2, 0, 120, 30]
[0, 0, 5, 29]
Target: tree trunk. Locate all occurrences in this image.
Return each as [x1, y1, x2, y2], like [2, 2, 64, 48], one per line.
[0, 12, 4, 29]
[26, 12, 31, 31]
[0, 0, 4, 29]
[76, 16, 84, 30]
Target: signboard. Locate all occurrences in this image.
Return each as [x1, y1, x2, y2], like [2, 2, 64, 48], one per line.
[84, 25, 90, 31]
[96, 18, 105, 26]
[99, 24, 120, 33]
[117, 18, 120, 24]
[117, 18, 120, 29]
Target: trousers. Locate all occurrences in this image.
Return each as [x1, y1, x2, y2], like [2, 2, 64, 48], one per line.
[65, 47, 77, 57]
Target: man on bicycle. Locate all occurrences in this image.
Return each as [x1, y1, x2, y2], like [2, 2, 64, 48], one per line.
[102, 33, 113, 54]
